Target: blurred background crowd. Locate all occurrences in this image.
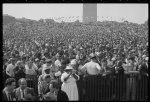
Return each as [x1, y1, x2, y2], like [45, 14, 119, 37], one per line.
[3, 15, 148, 101]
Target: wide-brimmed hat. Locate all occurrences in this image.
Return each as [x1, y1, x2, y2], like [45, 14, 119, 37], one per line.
[64, 66, 73, 70]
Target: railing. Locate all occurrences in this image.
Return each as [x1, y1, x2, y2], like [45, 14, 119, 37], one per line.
[77, 72, 148, 101]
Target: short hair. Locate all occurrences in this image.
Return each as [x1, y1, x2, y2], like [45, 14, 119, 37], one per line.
[18, 78, 26, 85]
[5, 78, 16, 86]
[50, 80, 60, 89]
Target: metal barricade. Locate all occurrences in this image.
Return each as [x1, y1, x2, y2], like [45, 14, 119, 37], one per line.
[78, 72, 148, 101]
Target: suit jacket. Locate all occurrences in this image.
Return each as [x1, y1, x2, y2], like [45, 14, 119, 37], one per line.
[2, 88, 17, 101]
[14, 87, 36, 101]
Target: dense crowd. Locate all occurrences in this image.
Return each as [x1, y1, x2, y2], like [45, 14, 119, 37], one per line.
[3, 18, 148, 101]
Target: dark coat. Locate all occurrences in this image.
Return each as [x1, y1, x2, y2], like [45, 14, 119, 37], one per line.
[57, 90, 69, 101]
[2, 89, 17, 101]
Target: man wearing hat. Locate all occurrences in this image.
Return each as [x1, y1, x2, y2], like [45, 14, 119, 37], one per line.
[81, 53, 101, 100]
[6, 58, 16, 78]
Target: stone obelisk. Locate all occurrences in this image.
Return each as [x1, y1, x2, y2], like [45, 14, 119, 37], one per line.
[83, 4, 97, 23]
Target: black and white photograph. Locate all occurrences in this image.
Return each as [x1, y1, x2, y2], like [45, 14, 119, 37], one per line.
[2, 3, 148, 101]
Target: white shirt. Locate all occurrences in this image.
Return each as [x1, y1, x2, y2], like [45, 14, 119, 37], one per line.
[81, 60, 101, 75]
[20, 88, 25, 99]
[54, 60, 61, 67]
[6, 64, 15, 77]
[25, 64, 37, 75]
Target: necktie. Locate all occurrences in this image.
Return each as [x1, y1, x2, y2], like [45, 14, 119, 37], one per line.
[22, 90, 25, 99]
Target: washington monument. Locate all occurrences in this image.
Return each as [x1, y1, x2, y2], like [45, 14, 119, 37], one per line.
[83, 4, 97, 23]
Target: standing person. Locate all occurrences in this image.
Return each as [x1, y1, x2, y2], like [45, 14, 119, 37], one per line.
[61, 66, 80, 101]
[6, 58, 16, 78]
[25, 59, 38, 90]
[54, 53, 62, 71]
[2, 78, 17, 101]
[41, 59, 54, 79]
[14, 78, 36, 101]
[123, 57, 139, 101]
[81, 53, 102, 100]
[38, 74, 52, 101]
[14, 61, 26, 86]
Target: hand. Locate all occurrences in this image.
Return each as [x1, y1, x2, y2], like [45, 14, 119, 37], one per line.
[72, 70, 77, 74]
[69, 71, 72, 75]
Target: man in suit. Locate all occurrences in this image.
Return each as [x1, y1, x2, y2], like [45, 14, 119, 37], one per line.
[3, 78, 17, 101]
[14, 78, 37, 101]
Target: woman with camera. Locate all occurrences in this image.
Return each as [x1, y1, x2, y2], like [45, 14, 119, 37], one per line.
[61, 65, 80, 101]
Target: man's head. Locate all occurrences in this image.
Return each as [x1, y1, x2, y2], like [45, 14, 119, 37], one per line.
[46, 59, 52, 66]
[44, 74, 51, 83]
[5, 78, 16, 91]
[18, 78, 27, 90]
[44, 68, 51, 74]
[49, 80, 60, 93]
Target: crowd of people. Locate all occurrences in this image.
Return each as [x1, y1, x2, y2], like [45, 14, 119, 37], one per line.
[3, 17, 148, 101]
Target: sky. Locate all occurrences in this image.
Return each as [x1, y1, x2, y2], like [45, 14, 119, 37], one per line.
[3, 3, 148, 24]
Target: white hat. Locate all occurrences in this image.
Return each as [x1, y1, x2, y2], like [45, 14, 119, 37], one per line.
[145, 57, 148, 61]
[35, 58, 39, 61]
[111, 57, 116, 61]
[55, 71, 62, 77]
[70, 59, 76, 65]
[142, 55, 146, 58]
[45, 43, 49, 46]
[65, 66, 73, 70]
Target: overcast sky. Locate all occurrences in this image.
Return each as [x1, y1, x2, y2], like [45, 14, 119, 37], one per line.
[3, 3, 148, 24]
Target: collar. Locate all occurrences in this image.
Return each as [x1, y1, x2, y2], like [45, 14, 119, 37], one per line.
[3, 87, 11, 94]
